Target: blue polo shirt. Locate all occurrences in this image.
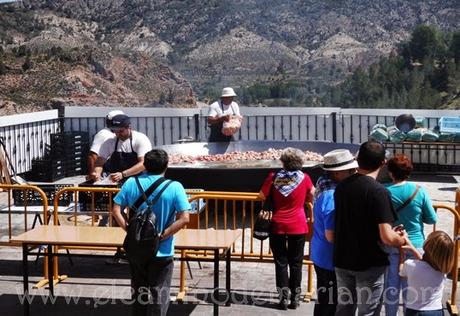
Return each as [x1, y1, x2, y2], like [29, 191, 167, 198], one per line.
[311, 188, 336, 271]
[114, 173, 191, 257]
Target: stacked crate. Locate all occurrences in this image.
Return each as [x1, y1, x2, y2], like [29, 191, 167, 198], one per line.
[49, 132, 89, 177]
[30, 158, 66, 182]
[29, 131, 89, 182]
[48, 131, 89, 177]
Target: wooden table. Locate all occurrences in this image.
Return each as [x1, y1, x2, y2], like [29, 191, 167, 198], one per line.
[175, 228, 242, 315]
[12, 225, 241, 316]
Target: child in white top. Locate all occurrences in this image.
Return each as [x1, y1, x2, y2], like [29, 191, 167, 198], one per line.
[399, 230, 455, 316]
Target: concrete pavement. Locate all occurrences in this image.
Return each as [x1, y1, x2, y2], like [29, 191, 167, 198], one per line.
[0, 173, 458, 315]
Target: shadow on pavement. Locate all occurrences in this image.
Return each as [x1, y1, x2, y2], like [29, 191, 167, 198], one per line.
[0, 256, 131, 279]
[438, 187, 459, 192]
[194, 290, 279, 311]
[410, 174, 458, 183]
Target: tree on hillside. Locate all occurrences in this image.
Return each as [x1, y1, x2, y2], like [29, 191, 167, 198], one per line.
[408, 25, 444, 62]
[322, 25, 460, 109]
[450, 31, 460, 64]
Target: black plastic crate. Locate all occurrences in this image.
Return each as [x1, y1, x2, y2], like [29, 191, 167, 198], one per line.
[64, 157, 86, 168]
[31, 159, 65, 182]
[32, 158, 63, 168]
[13, 184, 73, 206]
[50, 131, 89, 144]
[32, 170, 65, 182]
[65, 165, 85, 177]
[49, 133, 89, 151]
[45, 143, 89, 158]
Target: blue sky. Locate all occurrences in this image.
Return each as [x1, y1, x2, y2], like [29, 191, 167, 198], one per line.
[0, 0, 17, 3]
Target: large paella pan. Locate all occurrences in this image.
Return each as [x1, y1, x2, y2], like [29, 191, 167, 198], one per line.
[160, 141, 359, 192]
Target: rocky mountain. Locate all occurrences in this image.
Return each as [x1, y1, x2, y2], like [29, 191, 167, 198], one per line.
[0, 0, 459, 114]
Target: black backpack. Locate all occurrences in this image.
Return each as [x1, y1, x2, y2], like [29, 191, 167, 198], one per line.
[123, 177, 174, 265]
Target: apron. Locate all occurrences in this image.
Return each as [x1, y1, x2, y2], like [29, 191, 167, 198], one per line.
[208, 102, 235, 142]
[103, 136, 138, 175]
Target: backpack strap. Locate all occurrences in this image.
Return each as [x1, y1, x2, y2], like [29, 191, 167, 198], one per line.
[395, 185, 420, 213]
[132, 176, 167, 210]
[133, 177, 176, 234]
[145, 180, 173, 209]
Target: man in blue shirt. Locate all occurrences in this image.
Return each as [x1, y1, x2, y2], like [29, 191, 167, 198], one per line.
[112, 149, 190, 316]
[311, 149, 358, 316]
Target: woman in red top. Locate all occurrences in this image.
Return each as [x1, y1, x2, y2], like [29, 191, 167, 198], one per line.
[258, 147, 315, 310]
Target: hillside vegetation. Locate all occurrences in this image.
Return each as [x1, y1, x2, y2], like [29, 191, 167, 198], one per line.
[0, 1, 459, 113]
[321, 25, 460, 109]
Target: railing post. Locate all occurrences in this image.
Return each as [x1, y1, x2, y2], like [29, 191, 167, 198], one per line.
[194, 114, 200, 142]
[331, 112, 337, 143]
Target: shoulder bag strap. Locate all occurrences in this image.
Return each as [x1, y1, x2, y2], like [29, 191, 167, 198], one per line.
[145, 179, 176, 233]
[145, 180, 173, 209]
[395, 185, 420, 213]
[132, 176, 166, 210]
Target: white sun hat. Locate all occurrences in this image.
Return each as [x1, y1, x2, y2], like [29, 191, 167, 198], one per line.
[322, 149, 359, 171]
[221, 87, 237, 97]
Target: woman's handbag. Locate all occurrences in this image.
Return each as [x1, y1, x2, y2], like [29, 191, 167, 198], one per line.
[253, 185, 274, 241]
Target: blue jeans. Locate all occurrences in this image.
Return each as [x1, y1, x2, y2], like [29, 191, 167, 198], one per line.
[384, 247, 422, 316]
[405, 308, 444, 316]
[335, 266, 387, 316]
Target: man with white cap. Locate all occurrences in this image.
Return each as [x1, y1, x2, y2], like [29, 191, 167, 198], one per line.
[87, 110, 125, 180]
[94, 114, 152, 183]
[311, 149, 358, 316]
[207, 87, 242, 142]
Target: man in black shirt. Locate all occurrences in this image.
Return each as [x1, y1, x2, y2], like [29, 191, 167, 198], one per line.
[333, 141, 407, 315]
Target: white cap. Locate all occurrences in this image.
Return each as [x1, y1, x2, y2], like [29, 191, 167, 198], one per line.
[106, 110, 125, 120]
[221, 87, 237, 97]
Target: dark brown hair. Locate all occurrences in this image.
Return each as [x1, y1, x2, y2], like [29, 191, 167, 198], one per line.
[357, 141, 385, 171]
[387, 154, 413, 181]
[144, 149, 168, 174]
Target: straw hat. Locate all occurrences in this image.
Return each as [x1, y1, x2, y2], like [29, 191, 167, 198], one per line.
[221, 87, 237, 97]
[322, 149, 358, 171]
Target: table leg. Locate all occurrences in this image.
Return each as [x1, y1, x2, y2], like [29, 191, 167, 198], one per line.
[23, 244, 30, 316]
[47, 244, 54, 297]
[213, 249, 219, 316]
[225, 248, 231, 306]
[177, 250, 186, 301]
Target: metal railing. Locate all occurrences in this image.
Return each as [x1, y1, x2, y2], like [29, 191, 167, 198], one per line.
[0, 107, 459, 175]
[0, 110, 60, 174]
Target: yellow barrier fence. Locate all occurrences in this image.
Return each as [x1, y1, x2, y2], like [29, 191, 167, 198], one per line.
[46, 187, 317, 301]
[181, 191, 316, 301]
[0, 184, 52, 285]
